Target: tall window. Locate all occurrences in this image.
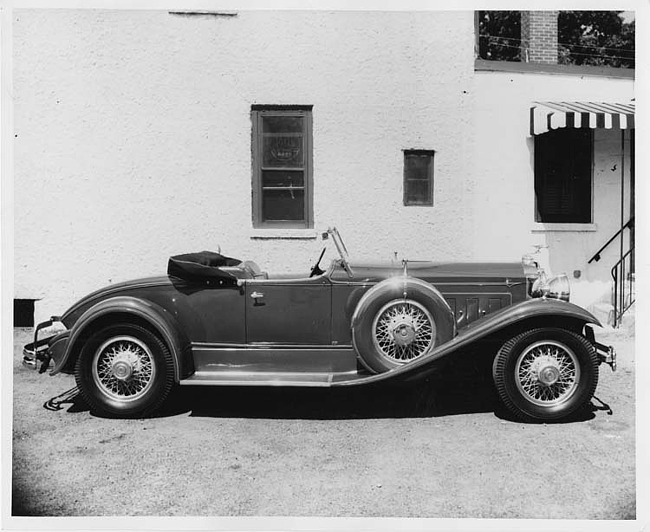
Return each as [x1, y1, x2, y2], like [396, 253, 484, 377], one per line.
[534, 129, 592, 223]
[403, 150, 434, 206]
[252, 106, 313, 228]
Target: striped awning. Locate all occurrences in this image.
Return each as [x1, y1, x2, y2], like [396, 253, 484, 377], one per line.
[531, 101, 635, 135]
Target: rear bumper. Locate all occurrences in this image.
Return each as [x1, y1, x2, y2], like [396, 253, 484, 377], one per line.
[22, 317, 69, 374]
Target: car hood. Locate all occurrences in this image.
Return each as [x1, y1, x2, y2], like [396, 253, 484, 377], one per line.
[338, 260, 526, 283]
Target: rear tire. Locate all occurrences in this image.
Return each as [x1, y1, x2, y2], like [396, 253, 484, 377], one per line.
[492, 328, 599, 422]
[75, 323, 175, 418]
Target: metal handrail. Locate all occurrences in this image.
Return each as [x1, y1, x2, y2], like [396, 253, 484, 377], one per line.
[588, 217, 634, 264]
[611, 247, 635, 328]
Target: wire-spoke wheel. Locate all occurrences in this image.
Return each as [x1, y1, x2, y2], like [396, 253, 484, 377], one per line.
[75, 324, 175, 418]
[92, 336, 156, 402]
[372, 300, 436, 364]
[493, 328, 599, 422]
[515, 340, 579, 407]
[352, 278, 455, 373]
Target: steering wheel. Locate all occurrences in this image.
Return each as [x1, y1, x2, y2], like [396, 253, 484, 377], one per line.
[310, 247, 327, 278]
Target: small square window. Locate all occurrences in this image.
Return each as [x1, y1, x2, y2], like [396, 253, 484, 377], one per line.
[403, 150, 434, 206]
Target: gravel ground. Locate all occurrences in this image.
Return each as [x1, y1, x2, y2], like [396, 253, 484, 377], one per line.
[10, 325, 635, 519]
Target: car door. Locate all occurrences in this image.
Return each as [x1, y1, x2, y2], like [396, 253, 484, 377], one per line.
[245, 276, 332, 344]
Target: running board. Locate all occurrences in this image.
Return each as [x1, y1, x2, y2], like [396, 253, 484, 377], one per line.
[179, 370, 369, 387]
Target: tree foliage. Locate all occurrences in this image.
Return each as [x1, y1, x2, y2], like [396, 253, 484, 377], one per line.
[558, 11, 634, 68]
[478, 10, 635, 68]
[478, 11, 521, 62]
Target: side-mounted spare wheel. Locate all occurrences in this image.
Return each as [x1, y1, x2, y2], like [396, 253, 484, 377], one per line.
[492, 327, 599, 422]
[352, 277, 455, 373]
[75, 323, 175, 418]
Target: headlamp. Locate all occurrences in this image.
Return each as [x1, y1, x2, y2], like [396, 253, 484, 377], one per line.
[531, 272, 570, 302]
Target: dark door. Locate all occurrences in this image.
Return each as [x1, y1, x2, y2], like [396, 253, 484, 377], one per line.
[245, 277, 332, 344]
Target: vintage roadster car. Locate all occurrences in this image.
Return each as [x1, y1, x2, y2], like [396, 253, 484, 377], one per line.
[24, 227, 616, 421]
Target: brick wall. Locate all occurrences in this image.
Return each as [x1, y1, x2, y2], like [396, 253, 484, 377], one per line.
[521, 11, 558, 64]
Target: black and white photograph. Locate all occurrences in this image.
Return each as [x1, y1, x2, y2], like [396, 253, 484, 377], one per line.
[1, 1, 647, 530]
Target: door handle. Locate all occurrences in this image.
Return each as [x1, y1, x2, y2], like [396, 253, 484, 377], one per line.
[250, 291, 264, 299]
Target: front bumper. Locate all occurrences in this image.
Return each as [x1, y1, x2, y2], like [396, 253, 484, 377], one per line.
[584, 325, 617, 372]
[22, 317, 68, 373]
[595, 342, 617, 372]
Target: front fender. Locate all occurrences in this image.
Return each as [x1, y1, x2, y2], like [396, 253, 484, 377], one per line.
[53, 296, 191, 381]
[336, 298, 601, 386]
[463, 297, 602, 333]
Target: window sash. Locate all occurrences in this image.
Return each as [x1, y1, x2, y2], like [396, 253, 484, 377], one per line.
[404, 151, 434, 206]
[252, 109, 313, 228]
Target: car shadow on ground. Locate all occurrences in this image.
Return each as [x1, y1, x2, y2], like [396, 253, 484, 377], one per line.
[178, 376, 500, 420]
[178, 379, 598, 423]
[45, 373, 501, 420]
[41, 345, 602, 423]
[47, 370, 598, 423]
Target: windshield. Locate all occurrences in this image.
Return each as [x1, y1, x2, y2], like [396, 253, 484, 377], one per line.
[325, 227, 352, 277]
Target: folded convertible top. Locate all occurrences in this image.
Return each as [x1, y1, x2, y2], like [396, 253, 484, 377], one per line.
[167, 251, 242, 284]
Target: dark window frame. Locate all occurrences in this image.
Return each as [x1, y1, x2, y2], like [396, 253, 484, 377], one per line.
[534, 129, 594, 224]
[403, 150, 435, 207]
[251, 106, 314, 229]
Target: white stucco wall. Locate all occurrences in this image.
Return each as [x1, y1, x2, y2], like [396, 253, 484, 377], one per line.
[13, 9, 477, 320]
[472, 69, 634, 308]
[13, 9, 635, 321]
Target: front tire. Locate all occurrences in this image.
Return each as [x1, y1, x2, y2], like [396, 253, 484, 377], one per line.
[75, 324, 175, 418]
[492, 328, 599, 422]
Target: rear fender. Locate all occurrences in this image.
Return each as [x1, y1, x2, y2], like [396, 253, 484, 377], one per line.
[341, 298, 601, 385]
[55, 296, 191, 381]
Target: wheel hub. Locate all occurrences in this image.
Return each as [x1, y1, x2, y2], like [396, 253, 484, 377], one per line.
[531, 355, 561, 386]
[111, 359, 134, 381]
[537, 365, 560, 386]
[372, 300, 435, 364]
[390, 318, 417, 346]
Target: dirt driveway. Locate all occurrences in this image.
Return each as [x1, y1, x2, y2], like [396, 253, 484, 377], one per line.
[11, 326, 635, 519]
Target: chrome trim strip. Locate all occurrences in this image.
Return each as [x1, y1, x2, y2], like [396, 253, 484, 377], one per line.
[441, 292, 515, 296]
[192, 342, 353, 349]
[179, 378, 332, 387]
[330, 281, 525, 287]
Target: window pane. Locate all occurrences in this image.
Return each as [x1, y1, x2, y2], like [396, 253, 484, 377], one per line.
[405, 154, 431, 180]
[263, 136, 304, 168]
[405, 180, 431, 205]
[262, 115, 304, 133]
[262, 170, 304, 188]
[404, 152, 434, 206]
[262, 189, 305, 221]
